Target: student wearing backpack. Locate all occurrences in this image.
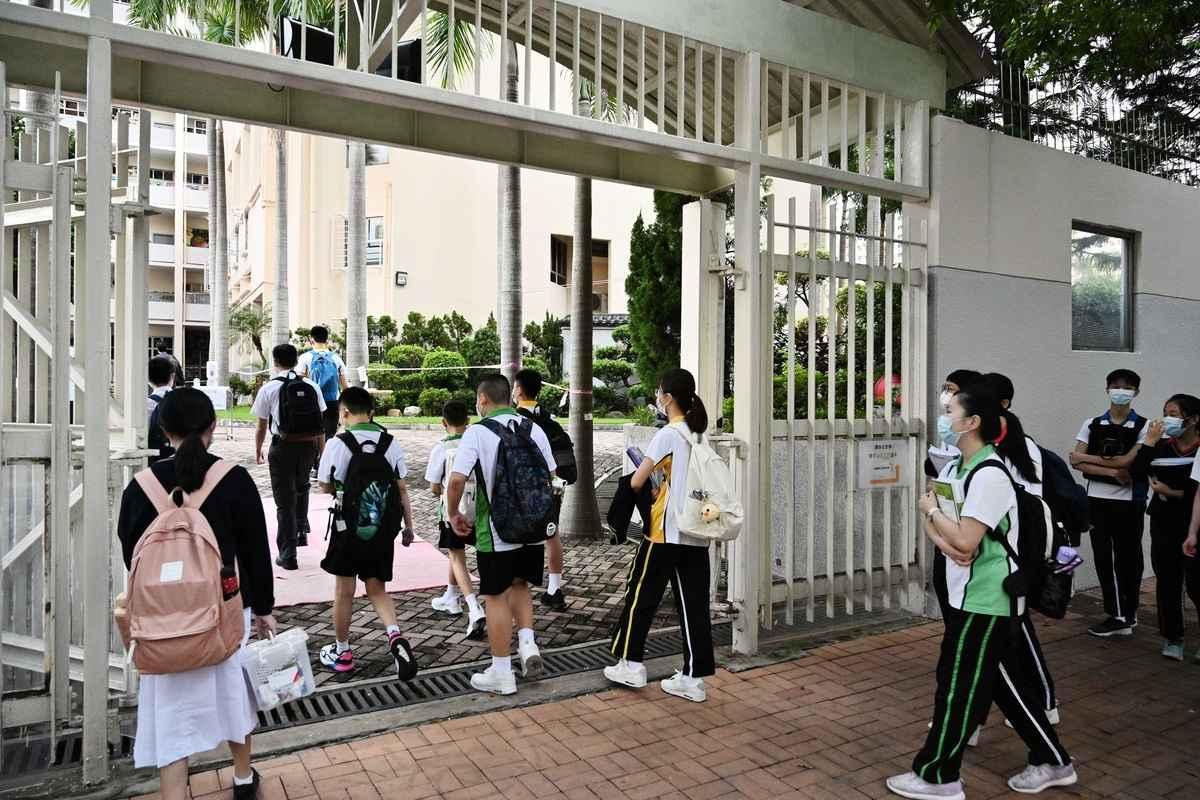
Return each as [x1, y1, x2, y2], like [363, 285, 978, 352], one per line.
[888, 383, 1075, 800]
[252, 344, 327, 570]
[607, 368, 718, 704]
[446, 374, 556, 696]
[147, 354, 177, 465]
[1131, 394, 1200, 662]
[314, 387, 418, 680]
[296, 324, 348, 445]
[116, 388, 275, 800]
[1069, 369, 1149, 638]
[425, 400, 487, 641]
[513, 368, 577, 611]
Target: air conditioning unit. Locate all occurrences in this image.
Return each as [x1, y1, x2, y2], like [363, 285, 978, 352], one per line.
[374, 39, 423, 82]
[277, 16, 335, 66]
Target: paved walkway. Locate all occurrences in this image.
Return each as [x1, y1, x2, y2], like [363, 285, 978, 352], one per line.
[129, 582, 1200, 800]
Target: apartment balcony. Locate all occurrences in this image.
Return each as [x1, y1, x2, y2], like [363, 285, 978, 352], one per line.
[183, 185, 208, 210]
[185, 292, 211, 323]
[184, 131, 207, 155]
[149, 182, 174, 208]
[148, 242, 175, 264]
[150, 124, 175, 150]
[185, 246, 208, 267]
[148, 291, 175, 321]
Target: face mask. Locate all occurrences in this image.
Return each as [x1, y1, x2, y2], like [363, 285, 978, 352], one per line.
[1109, 388, 1135, 406]
[939, 391, 953, 411]
[1162, 416, 1185, 438]
[937, 414, 960, 448]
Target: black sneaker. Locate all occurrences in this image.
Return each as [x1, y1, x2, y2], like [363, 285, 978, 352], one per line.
[541, 589, 567, 611]
[390, 633, 418, 681]
[232, 769, 261, 800]
[1088, 617, 1134, 638]
[274, 555, 299, 571]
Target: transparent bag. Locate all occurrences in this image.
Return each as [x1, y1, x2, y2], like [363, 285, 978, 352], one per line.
[241, 627, 316, 711]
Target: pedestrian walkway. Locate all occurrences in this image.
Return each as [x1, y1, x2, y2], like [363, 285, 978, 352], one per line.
[127, 582, 1200, 800]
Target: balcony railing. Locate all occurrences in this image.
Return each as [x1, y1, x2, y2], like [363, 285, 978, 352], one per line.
[185, 292, 211, 323]
[148, 242, 175, 263]
[183, 184, 208, 209]
[148, 292, 175, 320]
[149, 182, 174, 208]
[150, 124, 175, 150]
[946, 61, 1200, 186]
[185, 246, 209, 267]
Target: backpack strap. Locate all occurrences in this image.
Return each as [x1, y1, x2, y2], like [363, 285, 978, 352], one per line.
[134, 468, 175, 515]
[338, 431, 362, 455]
[183, 460, 237, 509]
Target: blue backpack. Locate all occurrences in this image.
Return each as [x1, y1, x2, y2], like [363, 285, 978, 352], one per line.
[309, 350, 340, 402]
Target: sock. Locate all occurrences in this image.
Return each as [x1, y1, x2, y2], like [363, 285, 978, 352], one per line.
[491, 655, 512, 674]
[627, 660, 643, 671]
[233, 771, 255, 786]
[386, 625, 400, 637]
[465, 594, 483, 616]
[336, 640, 350, 654]
[547, 573, 562, 595]
[445, 583, 461, 599]
[518, 627, 536, 649]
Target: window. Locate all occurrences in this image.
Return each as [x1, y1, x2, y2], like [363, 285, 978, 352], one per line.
[185, 172, 209, 187]
[1071, 225, 1134, 352]
[592, 240, 610, 258]
[151, 233, 174, 245]
[60, 99, 84, 118]
[365, 145, 390, 165]
[366, 217, 384, 266]
[185, 118, 207, 134]
[149, 168, 174, 184]
[550, 236, 569, 286]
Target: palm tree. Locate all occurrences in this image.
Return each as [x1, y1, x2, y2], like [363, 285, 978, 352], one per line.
[229, 301, 272, 368]
[498, 40, 522, 385]
[346, 140, 367, 385]
[270, 129, 289, 347]
[212, 120, 230, 382]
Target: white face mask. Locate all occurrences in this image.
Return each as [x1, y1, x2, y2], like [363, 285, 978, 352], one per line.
[1109, 388, 1136, 406]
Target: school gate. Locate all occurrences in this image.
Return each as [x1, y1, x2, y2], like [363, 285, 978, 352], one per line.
[0, 0, 954, 788]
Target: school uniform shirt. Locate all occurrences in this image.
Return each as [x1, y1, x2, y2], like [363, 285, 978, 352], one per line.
[1075, 414, 1149, 501]
[317, 424, 409, 488]
[451, 408, 556, 553]
[147, 385, 171, 417]
[1134, 438, 1198, 526]
[937, 445, 1023, 617]
[424, 434, 462, 523]
[251, 370, 327, 436]
[645, 421, 709, 548]
[297, 348, 346, 382]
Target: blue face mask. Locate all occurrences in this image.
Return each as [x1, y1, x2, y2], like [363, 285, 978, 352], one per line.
[937, 414, 961, 448]
[1109, 388, 1136, 406]
[1162, 417, 1185, 438]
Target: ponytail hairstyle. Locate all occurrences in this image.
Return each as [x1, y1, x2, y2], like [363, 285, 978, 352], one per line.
[953, 380, 1003, 444]
[659, 368, 708, 439]
[156, 388, 217, 492]
[996, 409, 1040, 485]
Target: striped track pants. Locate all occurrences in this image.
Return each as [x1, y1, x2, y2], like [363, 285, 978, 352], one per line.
[610, 539, 715, 678]
[914, 610, 1071, 785]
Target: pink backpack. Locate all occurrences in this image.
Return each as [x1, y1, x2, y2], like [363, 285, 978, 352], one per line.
[122, 460, 245, 675]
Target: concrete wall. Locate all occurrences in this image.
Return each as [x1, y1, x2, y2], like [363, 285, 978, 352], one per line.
[928, 116, 1200, 593]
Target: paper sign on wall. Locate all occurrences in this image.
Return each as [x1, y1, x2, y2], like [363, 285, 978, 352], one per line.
[857, 439, 907, 490]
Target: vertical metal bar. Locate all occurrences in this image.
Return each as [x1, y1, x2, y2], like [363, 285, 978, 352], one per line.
[595, 13, 603, 116]
[573, 9, 581, 114]
[883, 212, 895, 608]
[300, 0, 307, 63]
[637, 26, 645, 127]
[806, 185, 818, 623]
[677, 35, 685, 137]
[420, 0, 428, 84]
[694, 43, 703, 141]
[844, 220, 855, 615]
[714, 48, 722, 145]
[616, 19, 625, 123]
[15, 134, 32, 424]
[474, 0, 482, 94]
[759, 60, 768, 153]
[780, 66, 789, 158]
[840, 82, 848, 172]
[328, 0, 335, 65]
[913, 219, 929, 614]
[894, 98, 903, 184]
[657, 30, 665, 132]
[390, 0, 397, 79]
[0, 63, 9, 763]
[499, 0, 509, 97]
[824, 191, 837, 619]
[785, 197, 797, 625]
[234, 0, 241, 46]
[899, 214, 914, 610]
[547, 0, 556, 108]
[821, 79, 829, 166]
[125, 111, 150, 452]
[82, 31, 114, 784]
[524, 0, 533, 104]
[762, 193, 775, 633]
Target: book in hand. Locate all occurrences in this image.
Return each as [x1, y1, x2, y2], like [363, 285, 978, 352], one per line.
[931, 477, 964, 522]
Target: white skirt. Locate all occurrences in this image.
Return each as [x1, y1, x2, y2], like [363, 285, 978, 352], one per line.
[133, 608, 257, 769]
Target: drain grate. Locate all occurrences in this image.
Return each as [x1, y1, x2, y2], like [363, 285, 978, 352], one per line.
[255, 622, 732, 733]
[0, 731, 133, 780]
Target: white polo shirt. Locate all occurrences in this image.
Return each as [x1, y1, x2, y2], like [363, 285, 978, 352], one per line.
[451, 409, 555, 553]
[1075, 414, 1149, 501]
[317, 424, 408, 487]
[251, 371, 327, 437]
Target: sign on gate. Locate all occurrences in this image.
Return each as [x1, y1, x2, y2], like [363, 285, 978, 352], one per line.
[856, 439, 908, 490]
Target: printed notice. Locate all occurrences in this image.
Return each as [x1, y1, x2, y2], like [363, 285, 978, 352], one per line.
[159, 561, 184, 583]
[856, 439, 907, 490]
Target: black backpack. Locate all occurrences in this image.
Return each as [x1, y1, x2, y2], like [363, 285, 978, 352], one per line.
[146, 393, 174, 465]
[336, 430, 402, 542]
[965, 460, 1073, 619]
[477, 417, 556, 544]
[1037, 445, 1089, 545]
[518, 406, 578, 485]
[274, 373, 324, 439]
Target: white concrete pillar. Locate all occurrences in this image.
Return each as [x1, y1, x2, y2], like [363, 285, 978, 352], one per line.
[680, 198, 727, 421]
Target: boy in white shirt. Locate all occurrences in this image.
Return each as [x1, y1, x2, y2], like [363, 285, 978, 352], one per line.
[425, 400, 487, 640]
[316, 387, 417, 681]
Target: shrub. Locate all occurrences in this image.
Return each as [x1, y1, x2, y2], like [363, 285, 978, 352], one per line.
[631, 404, 656, 427]
[366, 362, 403, 392]
[393, 388, 421, 410]
[521, 355, 549, 379]
[595, 345, 622, 361]
[386, 344, 426, 369]
[593, 358, 634, 387]
[228, 374, 252, 400]
[451, 388, 477, 411]
[537, 384, 565, 411]
[594, 385, 627, 414]
[421, 350, 469, 389]
[722, 397, 735, 433]
[418, 388, 453, 417]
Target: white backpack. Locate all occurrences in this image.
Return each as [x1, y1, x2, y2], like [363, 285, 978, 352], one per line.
[669, 423, 744, 542]
[441, 439, 476, 524]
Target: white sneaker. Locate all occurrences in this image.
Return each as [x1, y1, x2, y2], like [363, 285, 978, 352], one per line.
[1005, 706, 1060, 728]
[469, 665, 516, 696]
[518, 641, 544, 681]
[885, 772, 965, 800]
[465, 609, 486, 641]
[661, 671, 706, 703]
[603, 659, 647, 688]
[431, 593, 463, 615]
[967, 726, 980, 748]
[1007, 763, 1077, 794]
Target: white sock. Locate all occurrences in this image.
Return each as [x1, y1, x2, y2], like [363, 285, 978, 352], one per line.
[336, 640, 350, 653]
[547, 573, 562, 595]
[465, 594, 483, 616]
[445, 584, 460, 599]
[626, 660, 643, 671]
[518, 628, 536, 649]
[491, 655, 512, 674]
[386, 624, 400, 637]
[233, 771, 255, 786]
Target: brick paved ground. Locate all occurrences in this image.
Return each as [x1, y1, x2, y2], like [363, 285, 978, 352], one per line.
[131, 580, 1200, 800]
[211, 427, 677, 685]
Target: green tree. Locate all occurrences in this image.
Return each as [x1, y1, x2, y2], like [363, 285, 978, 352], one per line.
[229, 302, 272, 368]
[462, 315, 500, 381]
[625, 192, 687, 387]
[421, 350, 469, 390]
[523, 314, 564, 380]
